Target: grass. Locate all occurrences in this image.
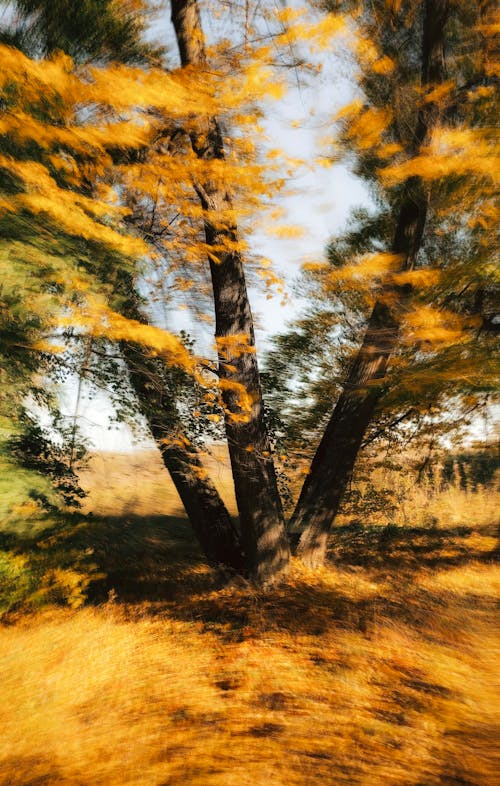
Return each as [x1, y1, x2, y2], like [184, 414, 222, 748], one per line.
[78, 447, 238, 518]
[0, 448, 498, 785]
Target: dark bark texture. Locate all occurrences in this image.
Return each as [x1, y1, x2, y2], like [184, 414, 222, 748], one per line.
[293, 0, 450, 567]
[170, 0, 290, 584]
[122, 340, 244, 571]
[9, 0, 244, 571]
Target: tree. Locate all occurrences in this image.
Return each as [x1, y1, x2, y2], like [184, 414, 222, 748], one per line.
[1, 0, 247, 570]
[288, 0, 498, 566]
[6, 0, 495, 583]
[169, 0, 290, 584]
[117, 293, 244, 570]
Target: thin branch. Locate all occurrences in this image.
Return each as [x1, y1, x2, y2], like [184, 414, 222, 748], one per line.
[361, 407, 416, 448]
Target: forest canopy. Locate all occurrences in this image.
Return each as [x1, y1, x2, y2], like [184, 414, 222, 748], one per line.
[0, 0, 498, 591]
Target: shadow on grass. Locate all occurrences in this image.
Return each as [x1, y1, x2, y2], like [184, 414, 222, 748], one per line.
[0, 513, 221, 618]
[57, 513, 225, 603]
[326, 521, 500, 569]
[2, 514, 498, 635]
[2, 517, 497, 786]
[82, 516, 498, 597]
[0, 756, 75, 786]
[69, 515, 499, 645]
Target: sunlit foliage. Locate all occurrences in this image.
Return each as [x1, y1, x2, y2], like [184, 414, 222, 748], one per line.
[0, 3, 498, 779]
[265, 0, 499, 465]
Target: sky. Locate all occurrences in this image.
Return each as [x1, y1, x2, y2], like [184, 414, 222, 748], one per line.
[3, 1, 494, 455]
[61, 2, 372, 451]
[25, 0, 494, 452]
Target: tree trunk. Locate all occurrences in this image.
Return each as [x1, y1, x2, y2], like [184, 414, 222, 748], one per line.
[9, 0, 244, 571]
[293, 0, 449, 568]
[122, 340, 244, 571]
[170, 0, 290, 584]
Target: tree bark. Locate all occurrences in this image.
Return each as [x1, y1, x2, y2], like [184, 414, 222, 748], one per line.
[9, 0, 244, 571]
[122, 340, 244, 571]
[170, 0, 290, 584]
[293, 0, 449, 567]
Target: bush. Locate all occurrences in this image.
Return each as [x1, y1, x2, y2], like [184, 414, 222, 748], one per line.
[7, 410, 88, 510]
[0, 517, 103, 618]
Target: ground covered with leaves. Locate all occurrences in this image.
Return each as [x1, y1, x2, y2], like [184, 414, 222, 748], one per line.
[1, 492, 498, 786]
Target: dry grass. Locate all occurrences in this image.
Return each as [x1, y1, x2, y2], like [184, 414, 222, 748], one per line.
[336, 463, 500, 531]
[1, 449, 498, 786]
[78, 447, 237, 517]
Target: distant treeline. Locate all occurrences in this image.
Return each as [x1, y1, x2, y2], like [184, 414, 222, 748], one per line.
[441, 443, 499, 490]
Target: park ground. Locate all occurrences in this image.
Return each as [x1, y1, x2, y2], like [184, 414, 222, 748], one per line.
[0, 449, 498, 786]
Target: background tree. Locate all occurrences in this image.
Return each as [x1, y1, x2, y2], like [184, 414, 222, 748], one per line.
[1, 0, 161, 64]
[283, 0, 498, 566]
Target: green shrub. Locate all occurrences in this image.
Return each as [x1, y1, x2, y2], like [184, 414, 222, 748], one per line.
[0, 517, 103, 618]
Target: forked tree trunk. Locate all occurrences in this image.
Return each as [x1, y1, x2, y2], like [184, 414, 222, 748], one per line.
[170, 0, 290, 584]
[293, 0, 449, 567]
[122, 340, 244, 571]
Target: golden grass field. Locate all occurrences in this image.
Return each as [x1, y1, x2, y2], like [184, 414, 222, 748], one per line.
[79, 448, 238, 517]
[0, 449, 498, 785]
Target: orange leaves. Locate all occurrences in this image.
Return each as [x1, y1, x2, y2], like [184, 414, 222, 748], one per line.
[303, 261, 329, 274]
[379, 127, 499, 187]
[30, 339, 66, 354]
[322, 253, 402, 290]
[0, 16, 317, 314]
[376, 142, 403, 160]
[0, 46, 153, 265]
[466, 200, 498, 232]
[265, 224, 305, 240]
[159, 433, 193, 450]
[347, 107, 393, 151]
[423, 81, 455, 106]
[0, 45, 76, 105]
[227, 61, 286, 104]
[274, 7, 346, 52]
[0, 156, 145, 258]
[215, 334, 256, 361]
[65, 298, 196, 372]
[84, 44, 287, 122]
[0, 5, 358, 414]
[0, 109, 153, 161]
[305, 253, 444, 314]
[353, 32, 397, 78]
[0, 196, 15, 214]
[402, 306, 474, 348]
[218, 378, 254, 424]
[256, 265, 285, 299]
[390, 269, 441, 289]
[372, 55, 395, 75]
[211, 335, 260, 423]
[334, 100, 394, 156]
[87, 62, 219, 118]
